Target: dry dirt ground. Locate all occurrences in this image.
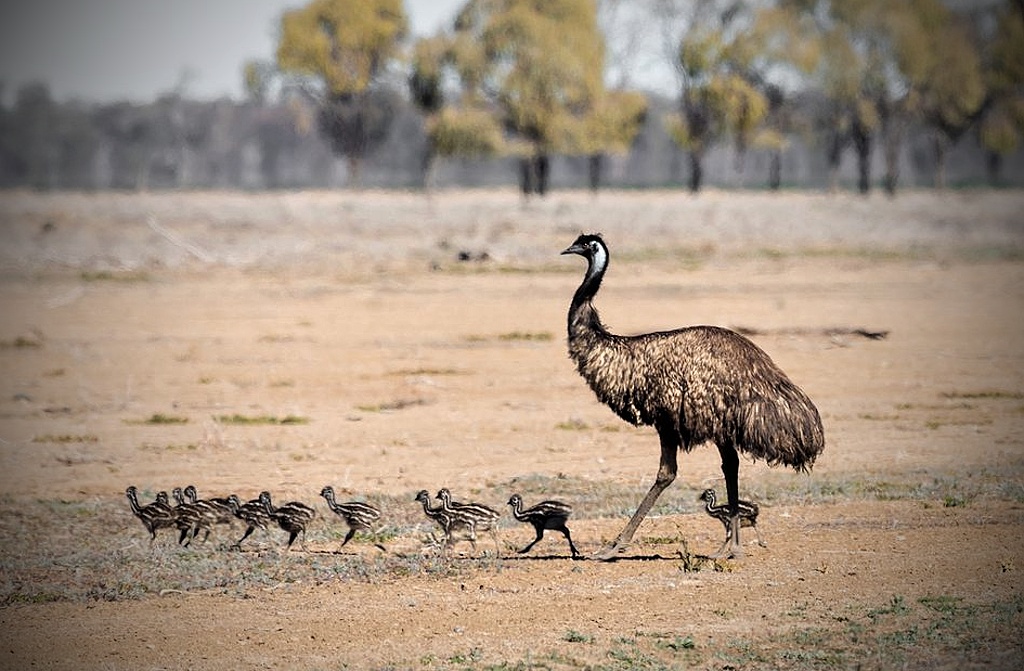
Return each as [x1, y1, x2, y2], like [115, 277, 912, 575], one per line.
[0, 189, 1023, 670]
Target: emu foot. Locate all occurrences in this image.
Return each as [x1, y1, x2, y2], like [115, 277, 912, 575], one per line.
[708, 543, 744, 560]
[708, 535, 744, 560]
[591, 541, 629, 561]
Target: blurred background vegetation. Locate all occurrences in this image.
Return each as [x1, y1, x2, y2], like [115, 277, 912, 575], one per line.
[2, 0, 1022, 194]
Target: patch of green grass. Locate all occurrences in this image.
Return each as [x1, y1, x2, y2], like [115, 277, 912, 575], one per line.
[214, 414, 309, 425]
[868, 595, 910, 620]
[465, 332, 554, 343]
[943, 494, 972, 508]
[0, 335, 42, 349]
[32, 434, 99, 444]
[268, 379, 295, 388]
[563, 629, 595, 644]
[389, 367, 465, 376]
[79, 269, 150, 282]
[356, 398, 429, 413]
[942, 389, 1024, 400]
[124, 413, 189, 425]
[499, 331, 553, 342]
[257, 333, 295, 343]
[138, 442, 199, 453]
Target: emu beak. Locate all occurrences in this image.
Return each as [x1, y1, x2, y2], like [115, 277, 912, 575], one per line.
[561, 243, 583, 256]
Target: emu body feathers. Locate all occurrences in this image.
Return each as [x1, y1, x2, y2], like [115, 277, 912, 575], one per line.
[569, 324, 822, 470]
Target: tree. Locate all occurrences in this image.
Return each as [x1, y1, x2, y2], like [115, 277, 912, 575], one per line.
[917, 12, 985, 189]
[578, 89, 648, 192]
[978, 1, 1024, 186]
[242, 59, 278, 106]
[6, 83, 59, 189]
[276, 0, 407, 187]
[445, 0, 607, 196]
[408, 33, 504, 190]
[797, 0, 980, 195]
[665, 3, 769, 193]
[736, 3, 822, 189]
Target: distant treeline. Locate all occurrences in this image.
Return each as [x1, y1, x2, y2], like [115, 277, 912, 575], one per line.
[1, 82, 1021, 193]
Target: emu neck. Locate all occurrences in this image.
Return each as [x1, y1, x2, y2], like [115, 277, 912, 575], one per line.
[568, 253, 610, 343]
[127, 491, 142, 515]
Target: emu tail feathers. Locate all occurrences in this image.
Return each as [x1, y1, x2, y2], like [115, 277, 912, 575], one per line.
[738, 384, 824, 472]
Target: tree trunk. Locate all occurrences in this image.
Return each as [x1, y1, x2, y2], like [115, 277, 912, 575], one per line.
[826, 130, 843, 193]
[882, 126, 901, 197]
[588, 153, 604, 192]
[933, 134, 949, 190]
[688, 149, 704, 193]
[420, 145, 438, 191]
[347, 156, 362, 189]
[518, 155, 550, 197]
[536, 154, 549, 195]
[852, 125, 872, 195]
[986, 151, 1003, 187]
[768, 150, 782, 191]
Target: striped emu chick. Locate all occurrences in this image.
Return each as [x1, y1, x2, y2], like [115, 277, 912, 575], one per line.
[507, 494, 580, 558]
[414, 489, 474, 555]
[171, 486, 214, 547]
[320, 485, 382, 550]
[260, 491, 316, 550]
[415, 489, 454, 537]
[562, 234, 824, 559]
[226, 493, 273, 550]
[182, 485, 236, 543]
[125, 486, 177, 543]
[435, 488, 502, 556]
[699, 488, 766, 555]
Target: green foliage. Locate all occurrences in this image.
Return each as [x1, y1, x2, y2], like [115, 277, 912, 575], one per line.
[125, 414, 189, 425]
[446, 0, 607, 156]
[427, 106, 504, 157]
[408, 35, 448, 114]
[276, 0, 407, 96]
[275, 1, 407, 181]
[214, 414, 309, 425]
[578, 90, 648, 155]
[980, 6, 1024, 158]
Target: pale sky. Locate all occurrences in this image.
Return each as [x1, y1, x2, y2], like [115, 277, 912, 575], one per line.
[0, 0, 466, 103]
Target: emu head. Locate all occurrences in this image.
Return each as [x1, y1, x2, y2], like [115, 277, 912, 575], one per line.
[414, 489, 430, 503]
[562, 233, 608, 279]
[561, 233, 605, 259]
[507, 494, 522, 508]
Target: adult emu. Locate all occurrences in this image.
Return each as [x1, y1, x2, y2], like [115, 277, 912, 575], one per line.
[562, 234, 824, 559]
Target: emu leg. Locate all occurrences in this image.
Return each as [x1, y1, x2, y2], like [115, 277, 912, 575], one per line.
[339, 527, 357, 549]
[233, 525, 255, 550]
[490, 527, 501, 557]
[712, 532, 733, 558]
[518, 527, 545, 554]
[713, 444, 743, 559]
[594, 427, 679, 560]
[557, 524, 581, 558]
[751, 523, 767, 548]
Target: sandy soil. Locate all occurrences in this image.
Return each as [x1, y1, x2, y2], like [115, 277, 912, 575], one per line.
[0, 188, 1022, 670]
